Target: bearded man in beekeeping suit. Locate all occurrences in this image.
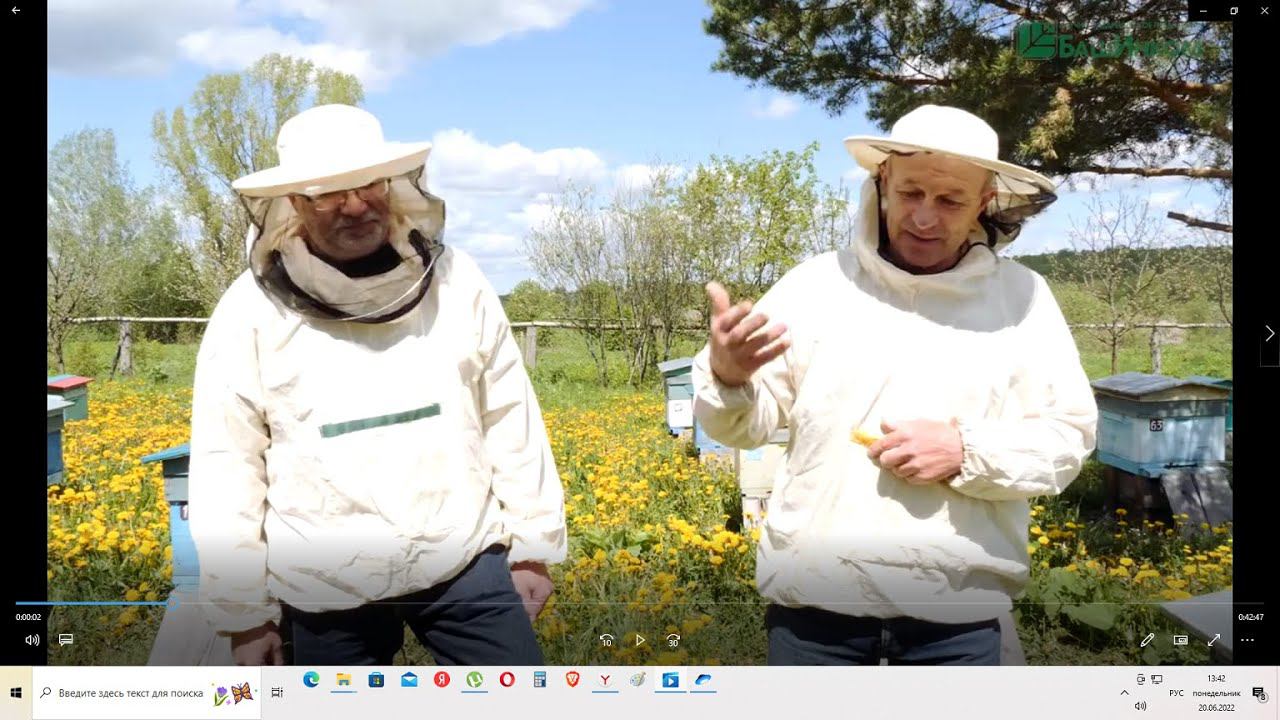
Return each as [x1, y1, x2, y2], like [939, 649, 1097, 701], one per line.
[188, 104, 566, 666]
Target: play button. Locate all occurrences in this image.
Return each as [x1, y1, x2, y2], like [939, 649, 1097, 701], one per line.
[635, 634, 646, 647]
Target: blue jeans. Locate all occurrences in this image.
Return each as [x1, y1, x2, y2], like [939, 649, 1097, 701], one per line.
[282, 544, 543, 665]
[766, 604, 1001, 665]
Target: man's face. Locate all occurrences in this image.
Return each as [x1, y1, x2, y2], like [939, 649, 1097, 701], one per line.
[290, 179, 392, 263]
[879, 154, 997, 274]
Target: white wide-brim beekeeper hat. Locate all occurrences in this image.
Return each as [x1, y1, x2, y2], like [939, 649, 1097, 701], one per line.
[234, 104, 433, 198]
[844, 104, 1059, 247]
[233, 104, 446, 324]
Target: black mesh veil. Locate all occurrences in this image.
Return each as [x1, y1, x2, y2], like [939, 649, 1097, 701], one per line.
[238, 166, 446, 323]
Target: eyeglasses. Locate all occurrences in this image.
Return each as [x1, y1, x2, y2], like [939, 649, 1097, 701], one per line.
[293, 178, 391, 213]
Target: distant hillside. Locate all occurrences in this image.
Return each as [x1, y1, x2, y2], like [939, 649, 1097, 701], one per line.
[1008, 245, 1226, 282]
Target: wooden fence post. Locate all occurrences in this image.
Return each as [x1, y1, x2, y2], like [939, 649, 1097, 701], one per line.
[1150, 327, 1163, 375]
[111, 320, 133, 378]
[522, 325, 538, 368]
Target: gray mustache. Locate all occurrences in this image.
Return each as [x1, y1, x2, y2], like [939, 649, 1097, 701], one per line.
[334, 214, 382, 231]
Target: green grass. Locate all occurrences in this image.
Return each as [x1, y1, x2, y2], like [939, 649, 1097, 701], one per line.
[1072, 327, 1232, 381]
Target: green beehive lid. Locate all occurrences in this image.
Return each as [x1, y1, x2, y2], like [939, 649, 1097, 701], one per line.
[143, 443, 191, 504]
[657, 358, 694, 379]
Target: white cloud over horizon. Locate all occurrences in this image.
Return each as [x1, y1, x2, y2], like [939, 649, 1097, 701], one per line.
[48, 0, 595, 90]
[424, 129, 609, 290]
[749, 92, 800, 119]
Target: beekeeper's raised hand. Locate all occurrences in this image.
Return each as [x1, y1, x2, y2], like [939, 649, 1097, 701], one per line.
[706, 281, 790, 388]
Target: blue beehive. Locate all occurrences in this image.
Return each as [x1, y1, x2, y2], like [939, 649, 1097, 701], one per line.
[47, 395, 73, 486]
[142, 443, 198, 594]
[694, 416, 734, 457]
[1091, 373, 1230, 478]
[657, 358, 694, 435]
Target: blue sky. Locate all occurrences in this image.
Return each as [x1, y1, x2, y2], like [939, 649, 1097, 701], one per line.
[48, 0, 1224, 292]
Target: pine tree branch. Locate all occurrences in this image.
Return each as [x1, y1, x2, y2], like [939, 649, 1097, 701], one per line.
[1035, 164, 1232, 180]
[1166, 212, 1233, 233]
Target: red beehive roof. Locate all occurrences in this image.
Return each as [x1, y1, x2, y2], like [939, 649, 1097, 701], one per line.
[48, 375, 93, 390]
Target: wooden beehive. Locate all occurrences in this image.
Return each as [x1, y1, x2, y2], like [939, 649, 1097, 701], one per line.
[1091, 372, 1229, 478]
[47, 374, 93, 422]
[656, 358, 695, 435]
[47, 395, 73, 486]
[141, 443, 198, 594]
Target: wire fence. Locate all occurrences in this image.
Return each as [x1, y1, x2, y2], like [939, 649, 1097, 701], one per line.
[57, 316, 1231, 378]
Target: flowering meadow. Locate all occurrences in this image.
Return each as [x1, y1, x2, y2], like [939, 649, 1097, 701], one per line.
[47, 380, 1231, 665]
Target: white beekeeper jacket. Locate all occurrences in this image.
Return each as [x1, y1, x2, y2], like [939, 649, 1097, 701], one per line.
[188, 241, 567, 635]
[693, 175, 1098, 623]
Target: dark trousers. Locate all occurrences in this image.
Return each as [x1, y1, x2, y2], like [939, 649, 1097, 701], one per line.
[281, 545, 543, 665]
[766, 604, 1001, 665]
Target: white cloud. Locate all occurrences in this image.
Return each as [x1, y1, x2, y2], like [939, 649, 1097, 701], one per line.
[842, 166, 871, 188]
[49, 0, 594, 87]
[507, 202, 555, 230]
[48, 0, 237, 75]
[458, 232, 522, 257]
[430, 129, 607, 196]
[750, 94, 800, 119]
[269, 0, 594, 52]
[178, 27, 394, 90]
[421, 129, 608, 290]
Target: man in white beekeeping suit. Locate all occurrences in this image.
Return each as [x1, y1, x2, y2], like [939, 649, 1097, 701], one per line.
[693, 105, 1098, 665]
[188, 104, 566, 666]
